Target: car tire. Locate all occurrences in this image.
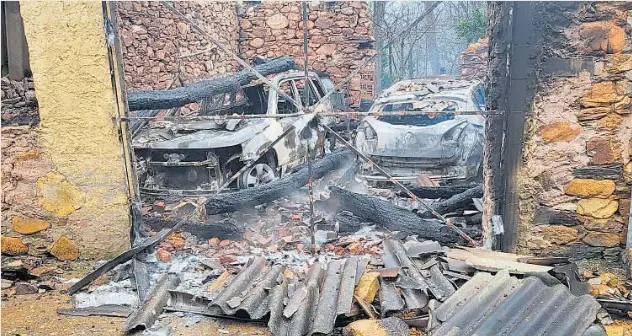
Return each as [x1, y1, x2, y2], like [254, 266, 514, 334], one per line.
[238, 160, 278, 189]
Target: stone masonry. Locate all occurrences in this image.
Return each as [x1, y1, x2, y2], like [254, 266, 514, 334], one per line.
[515, 2, 631, 269]
[238, 1, 375, 107]
[116, 1, 239, 91]
[1, 76, 38, 125]
[459, 38, 488, 81]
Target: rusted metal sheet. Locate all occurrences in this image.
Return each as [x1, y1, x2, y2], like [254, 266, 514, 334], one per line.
[431, 270, 601, 336]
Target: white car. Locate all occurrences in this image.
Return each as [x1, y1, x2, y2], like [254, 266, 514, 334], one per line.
[355, 78, 486, 184]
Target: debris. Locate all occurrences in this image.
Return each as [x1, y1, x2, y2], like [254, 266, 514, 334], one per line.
[208, 270, 231, 291]
[398, 184, 481, 199]
[373, 267, 400, 278]
[355, 272, 380, 303]
[144, 217, 243, 241]
[203, 150, 351, 215]
[1, 236, 29, 255]
[68, 225, 183, 295]
[30, 265, 56, 277]
[152, 200, 166, 213]
[14, 282, 38, 295]
[431, 270, 601, 335]
[123, 273, 181, 333]
[422, 185, 483, 217]
[354, 294, 377, 320]
[344, 317, 409, 336]
[156, 248, 172, 262]
[209, 238, 220, 246]
[57, 304, 133, 318]
[48, 235, 79, 261]
[329, 186, 476, 244]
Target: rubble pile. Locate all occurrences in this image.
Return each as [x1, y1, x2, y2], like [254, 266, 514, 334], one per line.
[1, 76, 38, 125]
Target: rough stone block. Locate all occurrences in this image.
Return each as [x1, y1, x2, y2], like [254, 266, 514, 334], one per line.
[48, 236, 79, 261]
[564, 179, 616, 198]
[583, 216, 624, 234]
[1, 236, 28, 255]
[355, 271, 380, 303]
[579, 21, 625, 54]
[581, 81, 627, 107]
[577, 198, 619, 218]
[539, 225, 581, 244]
[539, 121, 581, 142]
[586, 137, 622, 165]
[11, 216, 50, 235]
[583, 231, 621, 247]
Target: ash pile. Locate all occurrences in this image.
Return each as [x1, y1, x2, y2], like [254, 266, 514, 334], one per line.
[55, 150, 616, 336]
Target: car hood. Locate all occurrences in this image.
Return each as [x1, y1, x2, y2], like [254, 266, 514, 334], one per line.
[132, 119, 270, 149]
[361, 117, 470, 158]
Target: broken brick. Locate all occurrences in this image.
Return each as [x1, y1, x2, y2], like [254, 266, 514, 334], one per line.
[355, 272, 380, 303]
[153, 200, 166, 213]
[208, 237, 220, 247]
[348, 242, 363, 255]
[167, 232, 186, 249]
[156, 248, 172, 262]
[219, 256, 235, 264]
[219, 240, 232, 247]
[48, 236, 79, 261]
[30, 265, 57, 277]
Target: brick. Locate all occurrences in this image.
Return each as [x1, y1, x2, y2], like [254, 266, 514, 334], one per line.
[156, 248, 171, 262]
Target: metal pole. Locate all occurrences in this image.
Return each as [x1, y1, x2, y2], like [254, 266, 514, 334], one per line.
[303, 1, 316, 253]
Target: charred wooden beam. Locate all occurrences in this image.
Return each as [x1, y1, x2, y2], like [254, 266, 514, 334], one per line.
[398, 183, 481, 200]
[204, 150, 352, 215]
[427, 185, 483, 216]
[126, 56, 297, 111]
[143, 216, 243, 240]
[329, 186, 476, 245]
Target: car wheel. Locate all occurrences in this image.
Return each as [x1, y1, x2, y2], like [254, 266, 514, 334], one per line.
[239, 162, 278, 189]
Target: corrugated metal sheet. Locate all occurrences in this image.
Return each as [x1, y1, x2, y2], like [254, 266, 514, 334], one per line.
[431, 270, 601, 336]
[171, 256, 360, 336]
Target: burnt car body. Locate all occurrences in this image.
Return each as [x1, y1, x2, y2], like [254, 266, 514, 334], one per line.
[132, 70, 334, 196]
[355, 78, 486, 184]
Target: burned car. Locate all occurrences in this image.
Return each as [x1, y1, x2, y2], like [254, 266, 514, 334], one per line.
[355, 78, 486, 184]
[132, 70, 334, 196]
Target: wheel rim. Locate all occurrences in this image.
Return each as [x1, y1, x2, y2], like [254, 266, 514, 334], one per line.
[243, 163, 276, 188]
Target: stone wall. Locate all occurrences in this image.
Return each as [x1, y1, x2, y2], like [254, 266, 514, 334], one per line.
[238, 1, 375, 107]
[514, 2, 631, 269]
[1, 76, 38, 125]
[459, 38, 488, 81]
[116, 1, 239, 91]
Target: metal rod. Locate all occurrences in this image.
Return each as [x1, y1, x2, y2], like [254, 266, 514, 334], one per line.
[121, 109, 502, 122]
[303, 1, 316, 254]
[320, 122, 479, 247]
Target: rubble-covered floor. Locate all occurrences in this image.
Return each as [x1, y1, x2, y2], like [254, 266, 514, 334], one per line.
[2, 161, 631, 336]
